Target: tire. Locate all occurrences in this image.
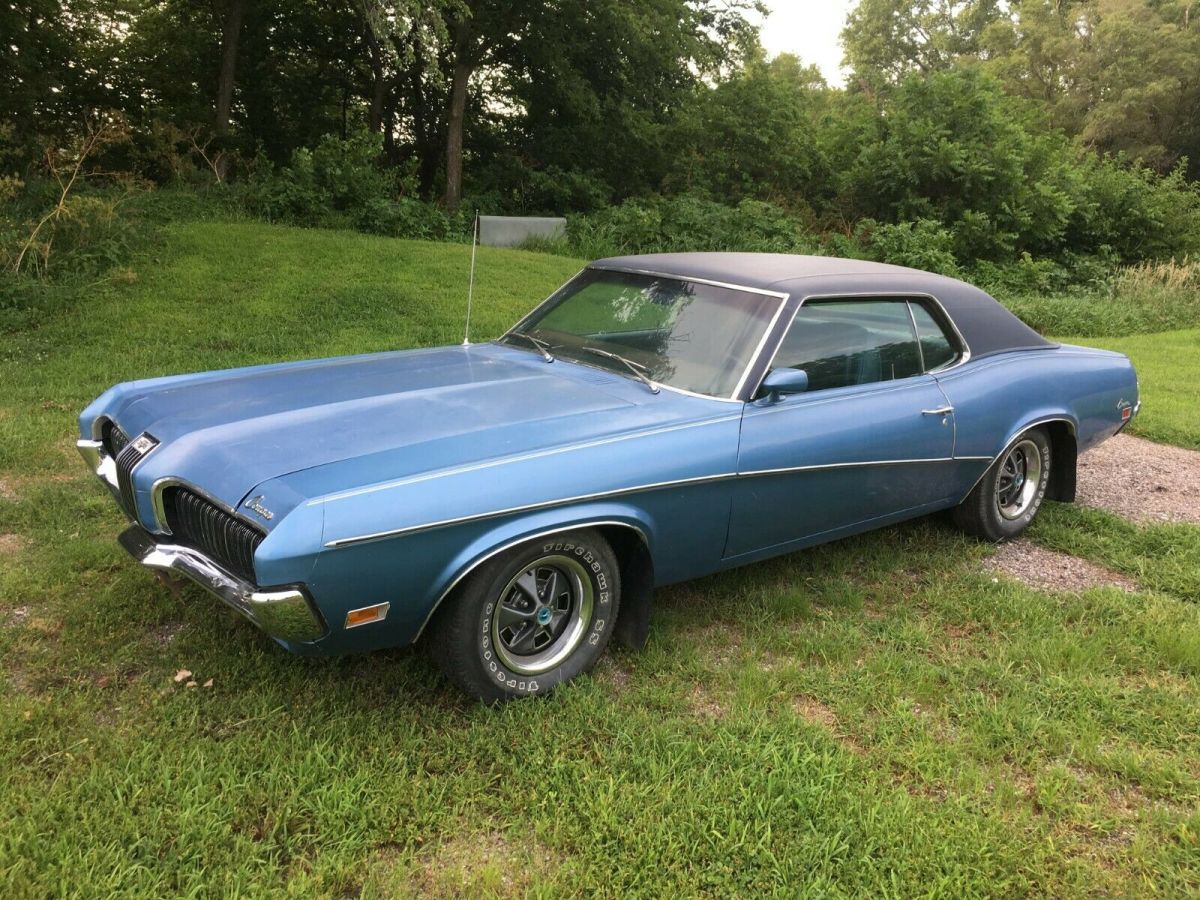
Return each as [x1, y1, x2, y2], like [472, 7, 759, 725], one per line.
[953, 427, 1052, 542]
[427, 529, 621, 703]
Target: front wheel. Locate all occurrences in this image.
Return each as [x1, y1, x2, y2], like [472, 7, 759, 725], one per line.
[953, 427, 1052, 542]
[427, 529, 621, 703]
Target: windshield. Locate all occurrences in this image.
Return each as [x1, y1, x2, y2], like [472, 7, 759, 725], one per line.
[504, 268, 782, 398]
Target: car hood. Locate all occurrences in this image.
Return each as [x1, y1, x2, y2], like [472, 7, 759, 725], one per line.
[96, 343, 728, 522]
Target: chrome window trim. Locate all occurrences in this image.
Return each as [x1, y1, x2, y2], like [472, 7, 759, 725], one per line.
[749, 291, 973, 400]
[904, 300, 926, 372]
[587, 264, 793, 299]
[323, 455, 982, 548]
[150, 476, 267, 536]
[499, 264, 790, 402]
[410, 519, 650, 643]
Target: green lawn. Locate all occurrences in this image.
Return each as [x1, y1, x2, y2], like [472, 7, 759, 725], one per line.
[1, 222, 1198, 896]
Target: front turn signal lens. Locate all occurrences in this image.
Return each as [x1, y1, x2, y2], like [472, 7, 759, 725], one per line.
[344, 602, 390, 629]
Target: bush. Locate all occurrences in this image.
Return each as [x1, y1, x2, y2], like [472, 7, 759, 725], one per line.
[240, 132, 394, 226]
[566, 196, 814, 258]
[1068, 156, 1200, 264]
[353, 197, 473, 242]
[852, 218, 960, 275]
[997, 258, 1200, 336]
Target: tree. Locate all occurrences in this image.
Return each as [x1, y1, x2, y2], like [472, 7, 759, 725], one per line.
[848, 69, 1078, 259]
[665, 54, 833, 208]
[842, 0, 1004, 91]
[986, 0, 1200, 175]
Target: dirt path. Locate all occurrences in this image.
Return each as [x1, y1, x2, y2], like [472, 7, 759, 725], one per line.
[1076, 433, 1200, 524]
[983, 541, 1137, 593]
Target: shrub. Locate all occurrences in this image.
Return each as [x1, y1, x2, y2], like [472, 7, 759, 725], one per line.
[852, 218, 960, 275]
[566, 196, 813, 258]
[240, 132, 394, 226]
[354, 197, 473, 242]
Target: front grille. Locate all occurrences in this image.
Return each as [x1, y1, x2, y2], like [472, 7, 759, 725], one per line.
[102, 420, 129, 458]
[114, 443, 142, 517]
[162, 487, 264, 583]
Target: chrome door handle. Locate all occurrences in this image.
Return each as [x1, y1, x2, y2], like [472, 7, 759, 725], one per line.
[921, 406, 954, 416]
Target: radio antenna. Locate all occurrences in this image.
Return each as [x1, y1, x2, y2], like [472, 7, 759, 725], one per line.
[463, 210, 479, 346]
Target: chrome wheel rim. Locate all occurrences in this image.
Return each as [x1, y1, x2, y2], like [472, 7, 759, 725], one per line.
[491, 554, 593, 676]
[996, 439, 1043, 520]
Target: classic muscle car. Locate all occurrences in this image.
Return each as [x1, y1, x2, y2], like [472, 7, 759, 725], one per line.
[78, 253, 1139, 701]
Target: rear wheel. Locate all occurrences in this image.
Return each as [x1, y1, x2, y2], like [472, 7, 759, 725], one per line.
[953, 427, 1051, 542]
[428, 529, 620, 703]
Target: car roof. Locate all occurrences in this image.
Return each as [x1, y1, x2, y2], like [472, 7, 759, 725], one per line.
[588, 252, 1056, 359]
[591, 252, 921, 291]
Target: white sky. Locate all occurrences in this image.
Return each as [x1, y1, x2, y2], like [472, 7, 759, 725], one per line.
[756, 0, 856, 86]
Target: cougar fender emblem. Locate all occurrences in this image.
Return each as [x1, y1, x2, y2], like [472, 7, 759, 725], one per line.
[246, 495, 275, 520]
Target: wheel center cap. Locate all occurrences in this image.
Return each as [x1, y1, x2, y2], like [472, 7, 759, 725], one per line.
[536, 607, 552, 626]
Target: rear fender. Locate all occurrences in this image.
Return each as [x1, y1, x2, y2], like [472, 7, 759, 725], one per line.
[960, 413, 1078, 504]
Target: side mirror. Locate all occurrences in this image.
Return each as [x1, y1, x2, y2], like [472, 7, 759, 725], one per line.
[759, 367, 809, 403]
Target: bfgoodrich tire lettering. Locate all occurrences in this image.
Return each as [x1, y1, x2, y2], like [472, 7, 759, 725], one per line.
[953, 427, 1052, 542]
[428, 529, 621, 703]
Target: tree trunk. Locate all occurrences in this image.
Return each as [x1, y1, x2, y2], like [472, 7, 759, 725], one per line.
[366, 28, 386, 133]
[214, 0, 246, 180]
[443, 20, 473, 210]
[405, 35, 439, 196]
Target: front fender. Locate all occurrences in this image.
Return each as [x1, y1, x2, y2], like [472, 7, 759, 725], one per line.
[303, 501, 663, 655]
[410, 502, 656, 642]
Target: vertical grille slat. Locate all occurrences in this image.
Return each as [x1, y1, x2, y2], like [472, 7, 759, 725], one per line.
[162, 487, 265, 584]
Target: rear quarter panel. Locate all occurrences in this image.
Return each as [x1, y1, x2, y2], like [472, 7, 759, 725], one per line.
[937, 346, 1137, 495]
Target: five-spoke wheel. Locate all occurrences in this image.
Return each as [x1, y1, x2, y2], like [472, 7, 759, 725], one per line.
[492, 556, 594, 675]
[428, 529, 620, 703]
[953, 427, 1052, 542]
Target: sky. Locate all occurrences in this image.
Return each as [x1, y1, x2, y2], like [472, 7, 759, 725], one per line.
[756, 0, 856, 86]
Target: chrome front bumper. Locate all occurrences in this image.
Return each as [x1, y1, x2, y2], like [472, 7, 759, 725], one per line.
[77, 438, 122, 502]
[117, 525, 326, 643]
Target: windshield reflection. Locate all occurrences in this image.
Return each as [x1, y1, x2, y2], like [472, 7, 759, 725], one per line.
[505, 269, 780, 398]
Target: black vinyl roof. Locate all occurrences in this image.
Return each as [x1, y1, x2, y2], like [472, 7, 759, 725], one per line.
[591, 252, 1055, 359]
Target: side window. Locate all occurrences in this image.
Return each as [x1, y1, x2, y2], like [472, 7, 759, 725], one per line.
[909, 302, 960, 371]
[772, 299, 922, 392]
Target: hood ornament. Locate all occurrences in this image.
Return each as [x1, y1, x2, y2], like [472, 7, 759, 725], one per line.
[246, 495, 274, 521]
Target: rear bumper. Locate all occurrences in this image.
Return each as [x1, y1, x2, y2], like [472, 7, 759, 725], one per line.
[117, 525, 327, 643]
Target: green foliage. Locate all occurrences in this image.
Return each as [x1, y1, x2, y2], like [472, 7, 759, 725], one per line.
[664, 55, 832, 208]
[354, 197, 472, 242]
[566, 196, 815, 259]
[998, 260, 1200, 338]
[850, 70, 1077, 261]
[240, 133, 395, 226]
[853, 218, 961, 275]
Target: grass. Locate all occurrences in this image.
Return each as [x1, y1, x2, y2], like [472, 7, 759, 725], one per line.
[2, 221, 1199, 896]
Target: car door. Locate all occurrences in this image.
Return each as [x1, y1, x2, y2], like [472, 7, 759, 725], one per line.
[725, 296, 959, 558]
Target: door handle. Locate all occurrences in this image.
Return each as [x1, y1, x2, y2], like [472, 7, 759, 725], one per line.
[921, 406, 954, 416]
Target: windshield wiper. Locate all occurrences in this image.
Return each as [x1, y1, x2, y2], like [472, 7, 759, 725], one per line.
[579, 345, 660, 394]
[505, 331, 554, 362]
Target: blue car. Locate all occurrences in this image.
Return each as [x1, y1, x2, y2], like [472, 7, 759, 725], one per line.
[78, 253, 1139, 701]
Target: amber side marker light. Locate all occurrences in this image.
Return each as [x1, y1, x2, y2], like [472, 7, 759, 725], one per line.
[345, 602, 390, 629]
